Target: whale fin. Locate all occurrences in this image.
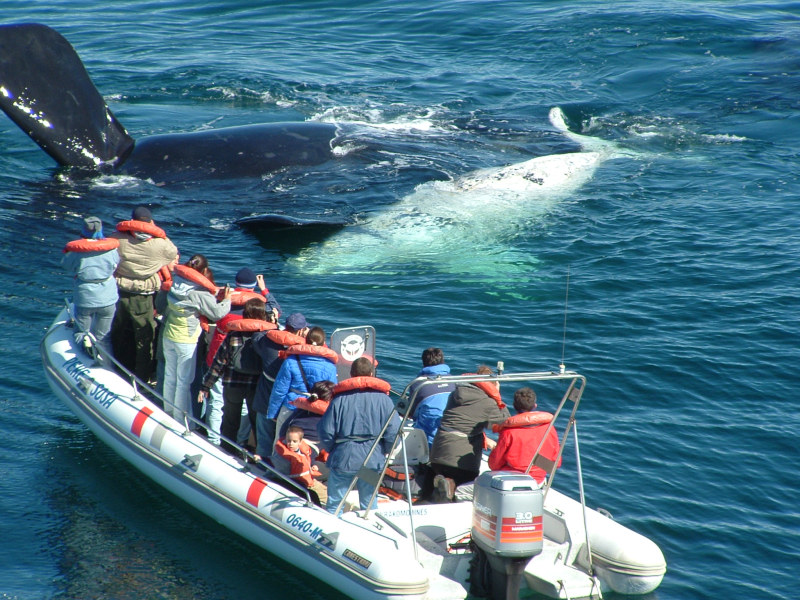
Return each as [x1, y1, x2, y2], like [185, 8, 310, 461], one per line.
[0, 23, 134, 169]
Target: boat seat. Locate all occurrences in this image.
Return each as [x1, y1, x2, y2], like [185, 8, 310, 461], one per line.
[389, 428, 430, 466]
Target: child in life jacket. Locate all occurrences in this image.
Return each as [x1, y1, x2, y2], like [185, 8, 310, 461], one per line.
[274, 425, 328, 507]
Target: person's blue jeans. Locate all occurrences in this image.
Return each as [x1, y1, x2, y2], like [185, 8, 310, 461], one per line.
[326, 468, 378, 514]
[255, 412, 276, 459]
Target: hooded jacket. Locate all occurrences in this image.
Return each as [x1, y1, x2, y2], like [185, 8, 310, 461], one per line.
[161, 274, 230, 344]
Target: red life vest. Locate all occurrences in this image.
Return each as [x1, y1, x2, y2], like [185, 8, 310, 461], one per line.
[225, 318, 277, 333]
[63, 238, 120, 253]
[492, 411, 553, 433]
[291, 395, 330, 415]
[158, 265, 173, 292]
[173, 264, 217, 294]
[462, 374, 505, 409]
[281, 344, 339, 364]
[267, 330, 306, 347]
[273, 439, 317, 488]
[333, 376, 391, 395]
[115, 219, 167, 239]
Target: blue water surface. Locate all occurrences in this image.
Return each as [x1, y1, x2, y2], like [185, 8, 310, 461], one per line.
[1, 2, 798, 599]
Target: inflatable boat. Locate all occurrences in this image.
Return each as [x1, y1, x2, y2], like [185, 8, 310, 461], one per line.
[41, 306, 666, 599]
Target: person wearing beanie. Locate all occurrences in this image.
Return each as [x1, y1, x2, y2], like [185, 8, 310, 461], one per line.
[234, 267, 281, 320]
[63, 216, 120, 359]
[109, 205, 178, 383]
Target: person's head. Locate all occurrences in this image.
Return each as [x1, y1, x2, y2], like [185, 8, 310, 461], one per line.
[309, 380, 335, 401]
[305, 326, 325, 347]
[285, 425, 304, 451]
[131, 205, 153, 223]
[350, 356, 375, 378]
[421, 347, 445, 367]
[284, 312, 307, 334]
[81, 216, 104, 240]
[235, 267, 257, 289]
[476, 364, 499, 390]
[185, 254, 208, 275]
[242, 297, 267, 320]
[513, 387, 537, 413]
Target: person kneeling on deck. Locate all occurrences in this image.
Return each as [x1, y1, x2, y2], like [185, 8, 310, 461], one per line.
[318, 357, 400, 514]
[488, 386, 561, 484]
[274, 425, 327, 506]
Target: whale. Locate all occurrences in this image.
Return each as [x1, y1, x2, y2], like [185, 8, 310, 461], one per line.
[288, 107, 628, 279]
[0, 23, 338, 187]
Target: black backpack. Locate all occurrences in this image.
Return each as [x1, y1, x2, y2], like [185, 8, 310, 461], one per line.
[231, 334, 262, 375]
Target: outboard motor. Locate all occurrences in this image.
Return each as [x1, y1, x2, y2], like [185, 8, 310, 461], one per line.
[471, 471, 543, 600]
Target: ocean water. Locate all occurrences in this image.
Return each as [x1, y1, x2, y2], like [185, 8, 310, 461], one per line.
[1, 1, 798, 599]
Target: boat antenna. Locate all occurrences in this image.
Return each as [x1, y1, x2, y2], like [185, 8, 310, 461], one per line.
[560, 266, 570, 374]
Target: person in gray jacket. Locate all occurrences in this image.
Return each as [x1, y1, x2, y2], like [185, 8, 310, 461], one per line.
[425, 365, 510, 502]
[158, 254, 230, 422]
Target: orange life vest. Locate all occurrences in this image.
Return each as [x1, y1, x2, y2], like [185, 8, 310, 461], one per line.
[115, 219, 167, 239]
[462, 374, 505, 409]
[225, 318, 277, 333]
[173, 264, 218, 294]
[492, 411, 553, 433]
[266, 329, 306, 347]
[333, 376, 391, 395]
[273, 439, 318, 488]
[281, 344, 339, 363]
[63, 238, 120, 253]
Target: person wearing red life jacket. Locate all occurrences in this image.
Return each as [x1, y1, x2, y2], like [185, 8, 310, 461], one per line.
[158, 254, 231, 423]
[250, 312, 309, 461]
[63, 216, 120, 359]
[267, 326, 339, 444]
[273, 425, 328, 506]
[488, 386, 561, 484]
[197, 298, 274, 454]
[318, 357, 400, 514]
[201, 267, 280, 446]
[425, 365, 510, 502]
[109, 205, 178, 384]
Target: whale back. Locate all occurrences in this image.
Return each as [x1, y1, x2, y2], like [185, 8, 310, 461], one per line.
[0, 23, 134, 168]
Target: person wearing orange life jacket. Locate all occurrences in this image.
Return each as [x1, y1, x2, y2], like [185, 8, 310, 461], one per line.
[274, 425, 328, 506]
[62, 216, 120, 358]
[201, 267, 281, 446]
[318, 357, 400, 514]
[158, 254, 231, 423]
[197, 298, 275, 454]
[268, 326, 339, 445]
[424, 365, 510, 502]
[488, 386, 561, 484]
[108, 205, 178, 383]
[250, 312, 309, 460]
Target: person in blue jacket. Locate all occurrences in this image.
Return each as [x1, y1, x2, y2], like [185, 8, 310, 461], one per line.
[318, 357, 400, 514]
[406, 347, 456, 446]
[267, 326, 338, 443]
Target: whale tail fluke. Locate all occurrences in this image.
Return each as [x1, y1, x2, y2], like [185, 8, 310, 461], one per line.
[0, 23, 134, 169]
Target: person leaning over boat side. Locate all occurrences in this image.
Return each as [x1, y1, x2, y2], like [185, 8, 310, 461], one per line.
[250, 312, 309, 461]
[318, 357, 400, 514]
[423, 365, 510, 502]
[197, 298, 274, 454]
[157, 254, 231, 422]
[62, 216, 120, 359]
[488, 386, 561, 484]
[405, 347, 456, 446]
[267, 326, 339, 445]
[109, 205, 178, 384]
[201, 267, 279, 446]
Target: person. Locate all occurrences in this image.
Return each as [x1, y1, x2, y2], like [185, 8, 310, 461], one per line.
[201, 267, 277, 446]
[285, 379, 336, 449]
[267, 326, 338, 444]
[197, 298, 274, 453]
[318, 357, 400, 514]
[62, 216, 120, 358]
[251, 312, 309, 460]
[109, 205, 179, 383]
[273, 425, 328, 506]
[158, 254, 231, 422]
[406, 347, 456, 446]
[488, 387, 561, 484]
[425, 365, 510, 502]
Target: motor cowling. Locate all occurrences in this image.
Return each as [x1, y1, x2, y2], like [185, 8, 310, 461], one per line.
[471, 471, 543, 599]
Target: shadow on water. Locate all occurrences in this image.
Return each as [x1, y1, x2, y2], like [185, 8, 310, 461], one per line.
[44, 426, 345, 600]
